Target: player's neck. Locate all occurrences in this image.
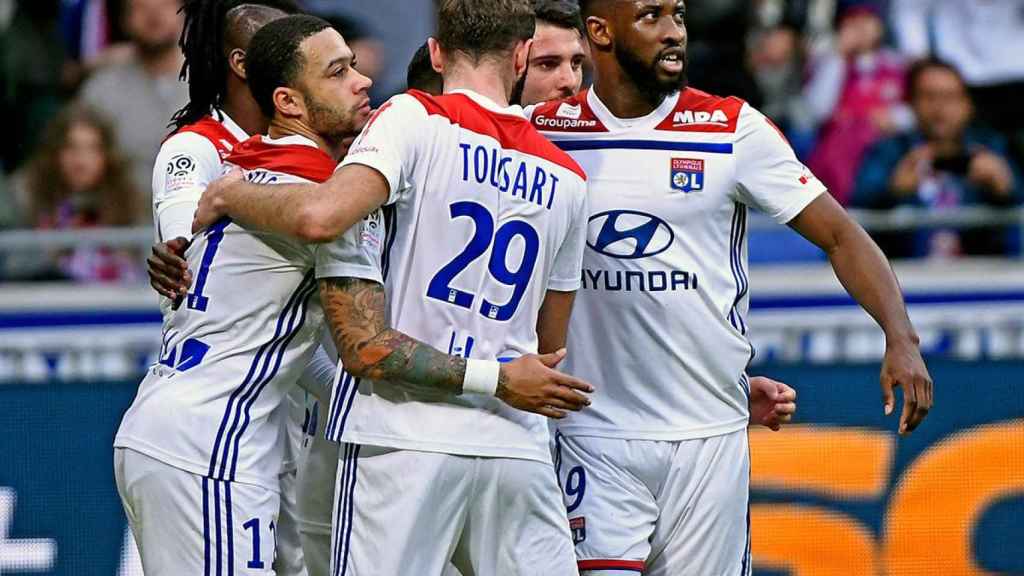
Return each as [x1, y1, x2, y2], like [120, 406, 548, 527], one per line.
[268, 118, 336, 159]
[223, 78, 269, 137]
[442, 63, 513, 108]
[591, 63, 662, 119]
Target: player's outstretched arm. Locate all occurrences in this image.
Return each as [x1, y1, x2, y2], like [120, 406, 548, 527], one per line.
[192, 165, 389, 243]
[789, 193, 933, 434]
[319, 277, 593, 419]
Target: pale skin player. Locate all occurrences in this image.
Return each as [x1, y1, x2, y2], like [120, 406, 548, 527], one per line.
[194, 16, 593, 422]
[402, 0, 798, 429]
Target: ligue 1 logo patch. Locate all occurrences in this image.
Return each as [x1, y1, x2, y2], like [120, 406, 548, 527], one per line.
[569, 517, 587, 544]
[670, 158, 705, 193]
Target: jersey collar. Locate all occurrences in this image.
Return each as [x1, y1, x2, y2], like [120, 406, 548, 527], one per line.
[586, 89, 680, 131]
[448, 88, 527, 119]
[212, 109, 250, 142]
[259, 133, 320, 149]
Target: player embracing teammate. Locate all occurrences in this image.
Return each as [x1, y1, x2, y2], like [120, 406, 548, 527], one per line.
[132, 0, 934, 574]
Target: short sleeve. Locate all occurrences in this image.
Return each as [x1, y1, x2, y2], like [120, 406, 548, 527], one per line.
[152, 133, 224, 240]
[314, 207, 385, 283]
[338, 94, 426, 206]
[547, 181, 588, 292]
[734, 104, 827, 224]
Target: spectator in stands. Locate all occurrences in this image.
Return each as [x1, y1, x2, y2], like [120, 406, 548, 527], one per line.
[852, 59, 1021, 259]
[78, 0, 187, 219]
[15, 104, 140, 282]
[0, 0, 68, 172]
[804, 1, 911, 205]
[892, 0, 1024, 165]
[747, 0, 815, 134]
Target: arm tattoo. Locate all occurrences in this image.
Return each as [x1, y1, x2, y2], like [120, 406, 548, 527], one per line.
[319, 277, 467, 394]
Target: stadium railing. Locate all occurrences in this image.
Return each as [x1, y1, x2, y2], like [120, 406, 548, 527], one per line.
[1, 207, 1023, 382]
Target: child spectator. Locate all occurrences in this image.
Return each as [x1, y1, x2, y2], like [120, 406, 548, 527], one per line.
[16, 104, 141, 282]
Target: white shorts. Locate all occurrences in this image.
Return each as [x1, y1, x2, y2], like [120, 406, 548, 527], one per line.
[114, 448, 280, 576]
[330, 444, 578, 576]
[296, 402, 340, 576]
[276, 467, 307, 576]
[553, 430, 751, 576]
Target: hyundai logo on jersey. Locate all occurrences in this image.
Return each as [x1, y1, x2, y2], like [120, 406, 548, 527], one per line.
[671, 158, 704, 193]
[587, 210, 674, 259]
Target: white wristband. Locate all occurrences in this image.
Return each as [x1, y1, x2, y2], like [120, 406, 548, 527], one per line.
[462, 359, 501, 396]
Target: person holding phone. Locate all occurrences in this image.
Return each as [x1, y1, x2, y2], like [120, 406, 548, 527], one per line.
[853, 58, 1022, 258]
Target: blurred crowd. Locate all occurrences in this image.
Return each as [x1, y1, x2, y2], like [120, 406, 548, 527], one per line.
[1, 0, 1022, 282]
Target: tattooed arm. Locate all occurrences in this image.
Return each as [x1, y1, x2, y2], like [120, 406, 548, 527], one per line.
[319, 277, 595, 418]
[320, 276, 466, 393]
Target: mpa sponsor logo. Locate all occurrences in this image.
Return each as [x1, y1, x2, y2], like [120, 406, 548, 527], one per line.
[534, 115, 599, 130]
[587, 210, 674, 259]
[556, 102, 582, 119]
[670, 158, 705, 193]
[673, 109, 730, 127]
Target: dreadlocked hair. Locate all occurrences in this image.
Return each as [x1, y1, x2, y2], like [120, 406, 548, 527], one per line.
[170, 0, 299, 130]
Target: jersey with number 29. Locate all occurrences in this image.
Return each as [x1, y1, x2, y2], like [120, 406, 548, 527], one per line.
[115, 134, 383, 490]
[326, 89, 588, 464]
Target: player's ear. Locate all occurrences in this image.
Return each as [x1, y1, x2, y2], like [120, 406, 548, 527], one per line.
[513, 38, 533, 80]
[228, 48, 248, 80]
[273, 87, 304, 119]
[427, 37, 445, 75]
[586, 15, 613, 50]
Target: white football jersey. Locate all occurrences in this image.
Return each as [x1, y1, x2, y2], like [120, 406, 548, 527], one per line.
[115, 134, 384, 490]
[326, 89, 588, 464]
[152, 112, 247, 243]
[152, 112, 247, 319]
[529, 88, 826, 440]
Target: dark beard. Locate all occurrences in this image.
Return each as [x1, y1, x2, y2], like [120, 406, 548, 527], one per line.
[306, 95, 352, 147]
[614, 44, 688, 107]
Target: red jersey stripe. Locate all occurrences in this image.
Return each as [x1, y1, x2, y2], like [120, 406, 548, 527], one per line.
[405, 89, 587, 181]
[226, 137, 336, 183]
[172, 116, 241, 158]
[577, 559, 646, 572]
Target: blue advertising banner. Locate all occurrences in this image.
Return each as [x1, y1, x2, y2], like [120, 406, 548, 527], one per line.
[0, 360, 1021, 575]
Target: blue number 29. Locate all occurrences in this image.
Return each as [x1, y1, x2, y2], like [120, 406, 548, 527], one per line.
[426, 201, 540, 322]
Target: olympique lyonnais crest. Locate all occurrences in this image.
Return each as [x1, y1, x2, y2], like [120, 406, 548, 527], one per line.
[670, 158, 705, 193]
[569, 517, 586, 544]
